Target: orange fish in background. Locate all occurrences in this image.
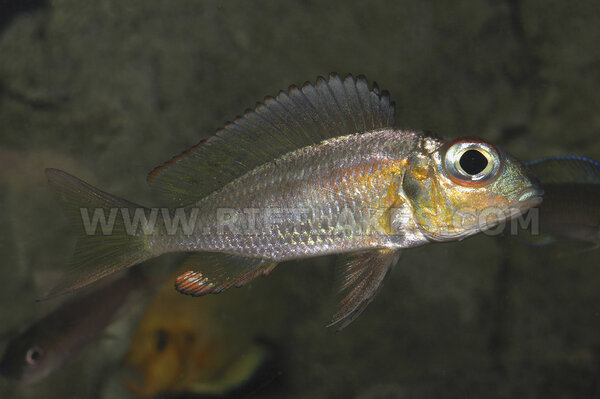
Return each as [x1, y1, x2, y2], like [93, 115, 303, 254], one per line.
[122, 265, 273, 398]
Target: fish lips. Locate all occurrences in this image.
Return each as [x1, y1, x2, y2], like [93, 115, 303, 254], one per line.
[515, 186, 544, 210]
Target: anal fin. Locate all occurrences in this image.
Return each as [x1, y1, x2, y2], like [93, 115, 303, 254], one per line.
[329, 249, 401, 330]
[175, 253, 277, 296]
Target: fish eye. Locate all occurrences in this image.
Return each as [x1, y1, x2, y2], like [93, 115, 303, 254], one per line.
[25, 346, 44, 366]
[444, 140, 501, 184]
[155, 329, 169, 352]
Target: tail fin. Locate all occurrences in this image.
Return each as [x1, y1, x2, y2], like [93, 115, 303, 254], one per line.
[42, 169, 155, 299]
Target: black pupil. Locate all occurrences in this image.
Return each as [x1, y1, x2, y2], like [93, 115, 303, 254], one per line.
[155, 329, 168, 352]
[459, 150, 488, 175]
[26, 347, 42, 364]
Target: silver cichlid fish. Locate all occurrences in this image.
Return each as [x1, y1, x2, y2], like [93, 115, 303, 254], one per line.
[45, 74, 542, 329]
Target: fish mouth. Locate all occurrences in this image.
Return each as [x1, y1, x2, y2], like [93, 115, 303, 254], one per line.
[514, 186, 544, 210]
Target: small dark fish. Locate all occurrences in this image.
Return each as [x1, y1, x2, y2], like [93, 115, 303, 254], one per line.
[0, 272, 147, 384]
[521, 156, 600, 246]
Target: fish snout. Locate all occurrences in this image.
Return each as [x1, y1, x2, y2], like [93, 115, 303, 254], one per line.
[516, 185, 544, 209]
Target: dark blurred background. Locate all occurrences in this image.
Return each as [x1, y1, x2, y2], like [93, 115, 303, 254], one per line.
[0, 1, 599, 398]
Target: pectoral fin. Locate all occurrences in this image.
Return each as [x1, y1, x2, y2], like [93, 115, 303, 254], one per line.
[328, 248, 401, 330]
[175, 253, 278, 296]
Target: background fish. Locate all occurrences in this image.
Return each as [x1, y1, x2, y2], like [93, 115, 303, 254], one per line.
[122, 264, 273, 398]
[45, 74, 542, 328]
[0, 272, 148, 385]
[519, 156, 600, 246]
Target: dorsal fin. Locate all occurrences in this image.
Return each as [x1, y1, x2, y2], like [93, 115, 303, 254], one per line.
[148, 74, 395, 205]
[526, 156, 600, 184]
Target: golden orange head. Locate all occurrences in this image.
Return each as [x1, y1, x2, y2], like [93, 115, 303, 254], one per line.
[402, 137, 543, 241]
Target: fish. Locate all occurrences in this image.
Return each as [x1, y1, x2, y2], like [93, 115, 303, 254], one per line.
[0, 272, 147, 384]
[122, 265, 272, 398]
[44, 73, 543, 329]
[519, 156, 600, 246]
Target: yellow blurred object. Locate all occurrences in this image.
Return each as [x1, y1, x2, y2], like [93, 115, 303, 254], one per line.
[122, 266, 269, 398]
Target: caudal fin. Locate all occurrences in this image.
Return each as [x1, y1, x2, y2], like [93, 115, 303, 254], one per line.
[42, 169, 155, 299]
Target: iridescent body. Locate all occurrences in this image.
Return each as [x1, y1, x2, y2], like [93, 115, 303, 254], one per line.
[165, 129, 424, 258]
[46, 74, 542, 328]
